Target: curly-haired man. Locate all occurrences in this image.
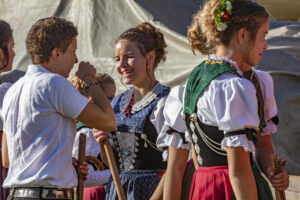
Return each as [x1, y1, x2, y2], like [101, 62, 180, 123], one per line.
[2, 17, 116, 200]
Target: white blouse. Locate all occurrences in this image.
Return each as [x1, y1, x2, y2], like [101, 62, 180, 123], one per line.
[156, 85, 191, 152]
[161, 55, 278, 153]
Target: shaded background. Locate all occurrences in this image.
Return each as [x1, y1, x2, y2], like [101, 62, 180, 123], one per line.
[0, 0, 299, 175]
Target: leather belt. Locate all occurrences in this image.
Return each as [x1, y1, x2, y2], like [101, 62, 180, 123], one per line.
[9, 187, 73, 199]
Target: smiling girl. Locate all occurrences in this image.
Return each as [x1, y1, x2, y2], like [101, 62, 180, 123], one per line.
[104, 22, 170, 200]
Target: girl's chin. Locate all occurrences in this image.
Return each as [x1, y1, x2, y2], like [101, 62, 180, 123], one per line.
[122, 78, 134, 85]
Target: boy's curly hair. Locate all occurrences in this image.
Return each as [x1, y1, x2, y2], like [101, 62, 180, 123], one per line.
[26, 17, 78, 64]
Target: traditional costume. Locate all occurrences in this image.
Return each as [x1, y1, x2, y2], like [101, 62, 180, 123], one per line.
[183, 54, 276, 199]
[105, 82, 169, 200]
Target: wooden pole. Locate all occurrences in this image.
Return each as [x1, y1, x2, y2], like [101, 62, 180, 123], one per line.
[103, 138, 126, 200]
[76, 133, 86, 200]
[271, 154, 286, 200]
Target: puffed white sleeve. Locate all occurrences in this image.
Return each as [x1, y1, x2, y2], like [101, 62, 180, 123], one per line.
[156, 85, 191, 153]
[148, 93, 169, 160]
[256, 70, 278, 136]
[198, 75, 260, 152]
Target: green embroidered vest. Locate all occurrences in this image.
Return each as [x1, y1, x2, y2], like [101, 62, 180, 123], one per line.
[184, 59, 240, 115]
[184, 59, 265, 132]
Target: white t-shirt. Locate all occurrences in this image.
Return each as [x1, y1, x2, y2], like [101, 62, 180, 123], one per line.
[2, 65, 89, 188]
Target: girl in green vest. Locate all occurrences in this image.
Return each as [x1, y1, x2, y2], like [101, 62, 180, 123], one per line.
[158, 0, 289, 200]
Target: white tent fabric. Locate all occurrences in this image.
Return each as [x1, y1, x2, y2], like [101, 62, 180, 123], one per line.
[0, 0, 299, 174]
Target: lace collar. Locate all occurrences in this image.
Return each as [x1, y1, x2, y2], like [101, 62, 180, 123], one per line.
[119, 82, 166, 114]
[209, 54, 243, 76]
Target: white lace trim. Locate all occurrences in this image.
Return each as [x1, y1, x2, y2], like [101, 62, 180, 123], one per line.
[221, 135, 255, 152]
[261, 120, 277, 136]
[118, 82, 166, 113]
[162, 133, 191, 150]
[119, 88, 133, 113]
[209, 54, 243, 76]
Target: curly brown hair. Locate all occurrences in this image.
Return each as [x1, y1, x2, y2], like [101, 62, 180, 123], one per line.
[188, 0, 268, 55]
[69, 75, 88, 97]
[26, 17, 78, 64]
[69, 73, 115, 97]
[0, 20, 13, 69]
[96, 73, 115, 87]
[115, 22, 167, 69]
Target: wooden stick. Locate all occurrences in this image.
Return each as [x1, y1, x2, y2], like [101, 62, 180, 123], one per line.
[76, 133, 86, 200]
[85, 156, 105, 171]
[103, 138, 126, 200]
[271, 154, 286, 200]
[100, 142, 109, 167]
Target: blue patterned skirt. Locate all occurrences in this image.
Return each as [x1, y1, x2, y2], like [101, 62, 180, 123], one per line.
[105, 169, 162, 200]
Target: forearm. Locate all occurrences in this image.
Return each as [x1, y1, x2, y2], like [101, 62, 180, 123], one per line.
[229, 168, 257, 200]
[227, 147, 258, 200]
[1, 131, 9, 168]
[255, 147, 274, 176]
[255, 135, 274, 176]
[150, 174, 164, 200]
[85, 76, 114, 115]
[77, 76, 116, 131]
[191, 145, 199, 169]
[163, 147, 189, 200]
[163, 167, 185, 200]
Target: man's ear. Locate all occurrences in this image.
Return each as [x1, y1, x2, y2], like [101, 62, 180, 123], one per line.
[237, 28, 250, 44]
[51, 47, 60, 60]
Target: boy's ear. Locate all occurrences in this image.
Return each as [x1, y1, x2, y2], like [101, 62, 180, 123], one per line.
[51, 48, 60, 60]
[237, 28, 250, 44]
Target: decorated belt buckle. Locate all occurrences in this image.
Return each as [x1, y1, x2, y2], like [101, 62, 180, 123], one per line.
[190, 113, 197, 122]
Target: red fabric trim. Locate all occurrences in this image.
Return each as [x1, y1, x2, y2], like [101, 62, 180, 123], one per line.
[157, 169, 165, 178]
[124, 93, 134, 116]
